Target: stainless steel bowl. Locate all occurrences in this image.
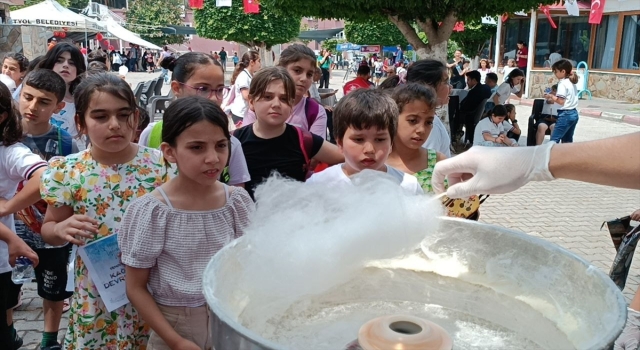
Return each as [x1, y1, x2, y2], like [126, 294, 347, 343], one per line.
[203, 218, 627, 350]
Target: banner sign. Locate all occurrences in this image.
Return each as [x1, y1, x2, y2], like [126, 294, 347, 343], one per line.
[336, 43, 361, 51]
[11, 19, 78, 27]
[360, 45, 381, 53]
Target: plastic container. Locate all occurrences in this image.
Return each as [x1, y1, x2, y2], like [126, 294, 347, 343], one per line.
[12, 257, 35, 284]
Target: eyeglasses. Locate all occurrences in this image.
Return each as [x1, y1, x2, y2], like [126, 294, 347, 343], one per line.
[178, 83, 231, 100]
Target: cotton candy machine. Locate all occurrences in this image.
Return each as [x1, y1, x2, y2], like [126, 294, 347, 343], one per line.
[204, 217, 626, 350]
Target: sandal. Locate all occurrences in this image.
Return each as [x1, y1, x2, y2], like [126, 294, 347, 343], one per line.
[62, 298, 71, 313]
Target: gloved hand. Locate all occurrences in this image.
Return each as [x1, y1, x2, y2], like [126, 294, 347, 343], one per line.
[615, 308, 640, 350]
[432, 142, 556, 198]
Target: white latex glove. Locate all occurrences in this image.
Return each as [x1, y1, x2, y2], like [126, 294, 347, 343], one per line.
[432, 142, 556, 198]
[615, 308, 640, 350]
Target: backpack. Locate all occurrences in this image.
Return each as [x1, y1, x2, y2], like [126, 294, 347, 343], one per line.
[304, 97, 320, 129]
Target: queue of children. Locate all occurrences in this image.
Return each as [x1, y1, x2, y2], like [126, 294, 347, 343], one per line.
[0, 43, 585, 349]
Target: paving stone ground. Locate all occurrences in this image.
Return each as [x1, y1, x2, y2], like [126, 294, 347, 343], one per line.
[14, 71, 640, 349]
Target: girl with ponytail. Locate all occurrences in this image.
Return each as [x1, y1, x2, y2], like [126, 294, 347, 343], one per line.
[229, 50, 261, 123]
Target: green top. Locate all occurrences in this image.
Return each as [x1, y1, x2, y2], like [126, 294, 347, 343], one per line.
[318, 55, 331, 69]
[414, 148, 439, 194]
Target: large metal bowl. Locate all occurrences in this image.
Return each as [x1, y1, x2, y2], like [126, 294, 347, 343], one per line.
[203, 218, 627, 350]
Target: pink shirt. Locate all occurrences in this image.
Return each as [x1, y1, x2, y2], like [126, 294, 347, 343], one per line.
[242, 97, 327, 139]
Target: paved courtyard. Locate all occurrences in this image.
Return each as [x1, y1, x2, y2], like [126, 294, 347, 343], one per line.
[13, 71, 640, 348]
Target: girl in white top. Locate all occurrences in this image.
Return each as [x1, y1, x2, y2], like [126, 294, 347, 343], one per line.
[545, 59, 580, 144]
[473, 105, 518, 147]
[38, 43, 87, 150]
[500, 58, 517, 82]
[229, 50, 261, 123]
[0, 82, 47, 347]
[478, 59, 491, 84]
[119, 96, 254, 350]
[490, 68, 524, 106]
[139, 52, 251, 187]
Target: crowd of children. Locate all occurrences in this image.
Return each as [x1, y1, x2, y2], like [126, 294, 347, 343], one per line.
[0, 41, 584, 349]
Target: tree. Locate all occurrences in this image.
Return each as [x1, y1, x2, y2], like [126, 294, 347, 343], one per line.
[321, 38, 346, 53]
[68, 0, 89, 11]
[11, 0, 69, 11]
[193, 0, 301, 66]
[450, 21, 496, 59]
[261, 0, 553, 60]
[125, 0, 185, 46]
[344, 18, 408, 47]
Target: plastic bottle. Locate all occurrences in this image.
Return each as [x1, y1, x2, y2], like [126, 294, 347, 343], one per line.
[12, 257, 35, 284]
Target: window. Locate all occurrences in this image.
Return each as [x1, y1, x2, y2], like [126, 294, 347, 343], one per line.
[534, 16, 590, 68]
[592, 15, 619, 69]
[618, 15, 640, 70]
[502, 18, 531, 65]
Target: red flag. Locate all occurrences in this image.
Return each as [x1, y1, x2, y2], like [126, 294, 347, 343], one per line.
[540, 6, 557, 29]
[501, 13, 509, 23]
[243, 0, 259, 13]
[453, 21, 465, 32]
[189, 0, 204, 9]
[589, 0, 605, 24]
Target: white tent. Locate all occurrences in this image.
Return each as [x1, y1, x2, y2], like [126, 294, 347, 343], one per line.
[105, 18, 161, 50]
[10, 0, 106, 32]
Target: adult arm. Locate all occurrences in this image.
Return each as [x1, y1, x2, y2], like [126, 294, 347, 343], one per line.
[432, 132, 640, 198]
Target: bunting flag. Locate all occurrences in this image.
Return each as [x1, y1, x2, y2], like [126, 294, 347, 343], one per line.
[243, 0, 259, 13]
[453, 21, 465, 32]
[540, 5, 557, 29]
[501, 13, 509, 22]
[189, 0, 204, 9]
[589, 0, 606, 24]
[216, 0, 232, 6]
[564, 0, 580, 16]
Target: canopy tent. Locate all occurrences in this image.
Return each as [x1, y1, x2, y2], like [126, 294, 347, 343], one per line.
[297, 28, 344, 41]
[10, 0, 105, 32]
[104, 18, 161, 50]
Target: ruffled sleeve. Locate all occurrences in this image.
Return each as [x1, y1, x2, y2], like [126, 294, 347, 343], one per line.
[40, 155, 75, 208]
[118, 195, 168, 269]
[230, 187, 255, 239]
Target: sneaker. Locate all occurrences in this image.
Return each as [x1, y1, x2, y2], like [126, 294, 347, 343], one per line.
[41, 344, 63, 350]
[12, 333, 23, 350]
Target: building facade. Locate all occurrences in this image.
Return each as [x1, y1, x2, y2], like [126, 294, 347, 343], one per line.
[497, 1, 639, 102]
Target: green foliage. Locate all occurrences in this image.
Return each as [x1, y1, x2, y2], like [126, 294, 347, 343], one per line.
[299, 23, 312, 45]
[68, 0, 89, 11]
[11, 0, 70, 11]
[321, 38, 346, 53]
[193, 0, 301, 50]
[344, 18, 408, 47]
[450, 21, 496, 57]
[125, 0, 185, 46]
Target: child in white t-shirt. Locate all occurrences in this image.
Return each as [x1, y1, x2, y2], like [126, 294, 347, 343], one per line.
[545, 59, 579, 144]
[473, 105, 518, 147]
[306, 89, 423, 195]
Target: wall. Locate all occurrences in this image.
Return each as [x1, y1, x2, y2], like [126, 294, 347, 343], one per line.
[529, 69, 640, 103]
[0, 25, 49, 62]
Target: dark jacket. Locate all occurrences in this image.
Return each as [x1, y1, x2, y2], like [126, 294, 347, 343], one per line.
[459, 83, 492, 115]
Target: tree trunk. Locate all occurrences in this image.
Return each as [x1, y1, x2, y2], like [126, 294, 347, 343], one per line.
[257, 43, 274, 67]
[416, 14, 457, 61]
[387, 15, 429, 56]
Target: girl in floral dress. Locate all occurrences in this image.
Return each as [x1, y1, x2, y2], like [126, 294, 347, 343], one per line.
[40, 73, 173, 349]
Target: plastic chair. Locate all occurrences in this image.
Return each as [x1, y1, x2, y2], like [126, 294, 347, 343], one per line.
[147, 96, 173, 122]
[464, 98, 489, 144]
[133, 82, 145, 103]
[526, 99, 547, 146]
[154, 77, 164, 96]
[139, 80, 157, 108]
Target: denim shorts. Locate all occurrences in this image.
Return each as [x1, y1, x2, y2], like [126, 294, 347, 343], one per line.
[550, 108, 579, 143]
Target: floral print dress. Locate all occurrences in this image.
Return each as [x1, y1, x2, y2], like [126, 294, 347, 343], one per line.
[414, 148, 439, 194]
[41, 146, 174, 350]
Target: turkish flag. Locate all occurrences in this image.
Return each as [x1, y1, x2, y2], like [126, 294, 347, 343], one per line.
[243, 0, 259, 13]
[589, 0, 606, 25]
[540, 6, 557, 29]
[189, 0, 204, 9]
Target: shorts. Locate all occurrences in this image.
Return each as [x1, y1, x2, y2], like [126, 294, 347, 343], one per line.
[34, 245, 73, 301]
[537, 116, 556, 127]
[1, 271, 22, 311]
[148, 304, 211, 350]
[375, 72, 382, 78]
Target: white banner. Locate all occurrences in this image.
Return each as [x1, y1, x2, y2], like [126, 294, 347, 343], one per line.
[565, 0, 580, 16]
[216, 0, 232, 6]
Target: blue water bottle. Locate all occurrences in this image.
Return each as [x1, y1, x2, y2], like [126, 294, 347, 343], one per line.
[12, 257, 35, 284]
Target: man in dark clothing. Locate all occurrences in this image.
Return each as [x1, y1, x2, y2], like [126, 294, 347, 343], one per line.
[219, 47, 228, 71]
[457, 70, 492, 144]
